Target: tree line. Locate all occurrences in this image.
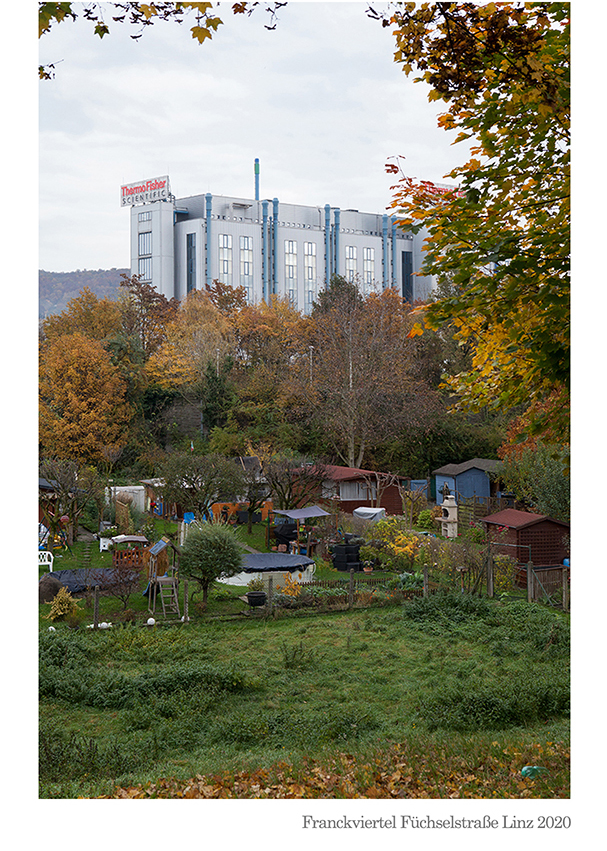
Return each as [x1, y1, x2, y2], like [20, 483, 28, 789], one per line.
[38, 274, 508, 482]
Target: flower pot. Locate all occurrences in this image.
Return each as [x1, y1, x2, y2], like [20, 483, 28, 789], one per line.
[246, 591, 267, 607]
[363, 566, 373, 574]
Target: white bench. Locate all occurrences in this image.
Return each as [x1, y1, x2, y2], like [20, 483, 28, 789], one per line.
[38, 550, 54, 573]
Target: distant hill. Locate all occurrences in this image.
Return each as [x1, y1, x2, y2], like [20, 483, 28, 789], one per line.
[39, 268, 129, 318]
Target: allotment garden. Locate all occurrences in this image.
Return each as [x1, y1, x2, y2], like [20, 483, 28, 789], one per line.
[39, 513, 570, 799]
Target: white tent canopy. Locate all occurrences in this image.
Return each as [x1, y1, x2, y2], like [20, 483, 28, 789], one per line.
[272, 506, 331, 521]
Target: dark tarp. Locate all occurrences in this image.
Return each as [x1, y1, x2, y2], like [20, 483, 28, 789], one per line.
[240, 553, 314, 573]
[41, 568, 140, 594]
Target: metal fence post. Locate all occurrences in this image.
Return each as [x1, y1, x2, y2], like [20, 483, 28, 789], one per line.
[268, 575, 274, 612]
[183, 579, 189, 623]
[526, 562, 534, 603]
[93, 585, 100, 629]
[487, 554, 494, 598]
[348, 569, 354, 609]
[423, 566, 429, 598]
[562, 567, 569, 612]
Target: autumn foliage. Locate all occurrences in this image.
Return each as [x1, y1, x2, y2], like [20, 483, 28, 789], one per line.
[104, 739, 569, 799]
[39, 331, 133, 463]
[385, 3, 570, 445]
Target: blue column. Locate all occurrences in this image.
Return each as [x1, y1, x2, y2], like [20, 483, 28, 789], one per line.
[382, 214, 389, 290]
[262, 199, 269, 302]
[334, 208, 341, 277]
[324, 204, 331, 283]
[272, 198, 279, 295]
[205, 193, 213, 288]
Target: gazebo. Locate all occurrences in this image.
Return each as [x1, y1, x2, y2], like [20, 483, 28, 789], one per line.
[271, 504, 331, 555]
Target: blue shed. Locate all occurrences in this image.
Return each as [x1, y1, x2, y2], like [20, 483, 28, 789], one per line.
[433, 458, 501, 504]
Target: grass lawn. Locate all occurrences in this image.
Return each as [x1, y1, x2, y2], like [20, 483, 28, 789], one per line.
[39, 588, 570, 799]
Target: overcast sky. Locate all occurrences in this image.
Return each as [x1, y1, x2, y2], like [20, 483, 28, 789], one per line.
[37, 1, 473, 273]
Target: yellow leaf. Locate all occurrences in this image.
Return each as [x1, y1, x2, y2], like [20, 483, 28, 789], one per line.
[407, 322, 424, 338]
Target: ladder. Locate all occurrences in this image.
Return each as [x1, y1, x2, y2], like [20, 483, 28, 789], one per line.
[154, 574, 181, 619]
[148, 537, 181, 621]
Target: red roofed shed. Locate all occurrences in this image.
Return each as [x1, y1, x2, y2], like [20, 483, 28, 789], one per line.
[320, 466, 410, 515]
[482, 508, 570, 566]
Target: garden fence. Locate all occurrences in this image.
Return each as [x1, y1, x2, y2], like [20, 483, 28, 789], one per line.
[456, 494, 514, 532]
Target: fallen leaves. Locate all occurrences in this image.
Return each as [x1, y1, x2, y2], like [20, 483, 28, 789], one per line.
[100, 740, 569, 799]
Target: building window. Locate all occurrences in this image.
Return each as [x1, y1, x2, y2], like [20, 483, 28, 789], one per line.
[402, 250, 413, 304]
[345, 245, 357, 281]
[339, 480, 376, 501]
[240, 235, 253, 301]
[138, 211, 152, 222]
[304, 242, 317, 314]
[285, 240, 297, 303]
[219, 233, 233, 284]
[186, 233, 196, 293]
[363, 247, 375, 292]
[138, 257, 152, 282]
[138, 231, 152, 256]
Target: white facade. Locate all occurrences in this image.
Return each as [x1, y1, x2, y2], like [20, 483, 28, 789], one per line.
[129, 185, 435, 309]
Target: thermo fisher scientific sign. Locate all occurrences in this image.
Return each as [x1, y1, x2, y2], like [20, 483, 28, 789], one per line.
[121, 176, 170, 206]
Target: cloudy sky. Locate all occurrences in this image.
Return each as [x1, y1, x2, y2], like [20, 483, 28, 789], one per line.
[37, 0, 473, 273]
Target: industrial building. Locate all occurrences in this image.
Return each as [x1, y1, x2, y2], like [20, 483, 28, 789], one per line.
[123, 164, 435, 311]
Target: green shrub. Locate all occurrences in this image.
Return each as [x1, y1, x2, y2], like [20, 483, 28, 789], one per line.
[39, 726, 144, 782]
[40, 658, 251, 709]
[416, 670, 570, 731]
[45, 587, 83, 622]
[402, 592, 497, 625]
[417, 510, 435, 530]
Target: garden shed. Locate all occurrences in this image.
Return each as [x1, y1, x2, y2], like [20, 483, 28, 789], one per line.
[481, 508, 570, 566]
[320, 465, 410, 515]
[433, 458, 502, 505]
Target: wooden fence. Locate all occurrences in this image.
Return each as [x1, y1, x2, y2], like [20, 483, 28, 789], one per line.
[112, 547, 147, 569]
[457, 495, 514, 531]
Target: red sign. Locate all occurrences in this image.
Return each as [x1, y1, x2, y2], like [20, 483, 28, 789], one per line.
[120, 176, 170, 206]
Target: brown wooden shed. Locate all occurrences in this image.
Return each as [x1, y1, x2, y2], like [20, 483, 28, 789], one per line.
[319, 465, 410, 516]
[481, 508, 570, 566]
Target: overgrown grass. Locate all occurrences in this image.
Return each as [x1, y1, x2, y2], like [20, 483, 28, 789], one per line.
[39, 593, 569, 799]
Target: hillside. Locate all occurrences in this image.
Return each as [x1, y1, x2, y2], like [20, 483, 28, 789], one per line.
[39, 268, 129, 317]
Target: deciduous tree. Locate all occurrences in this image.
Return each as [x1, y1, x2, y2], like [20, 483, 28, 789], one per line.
[258, 449, 327, 511]
[40, 286, 122, 343]
[379, 2, 569, 445]
[180, 521, 244, 607]
[496, 442, 569, 522]
[119, 274, 179, 360]
[158, 452, 245, 520]
[300, 277, 421, 468]
[39, 457, 105, 544]
[39, 332, 134, 463]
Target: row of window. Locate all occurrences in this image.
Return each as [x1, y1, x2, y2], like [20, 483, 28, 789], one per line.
[138, 230, 394, 299]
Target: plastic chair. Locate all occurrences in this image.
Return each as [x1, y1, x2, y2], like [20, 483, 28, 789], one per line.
[38, 550, 54, 573]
